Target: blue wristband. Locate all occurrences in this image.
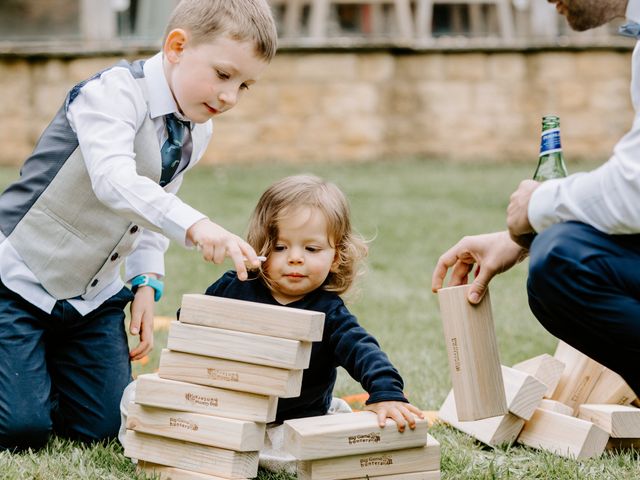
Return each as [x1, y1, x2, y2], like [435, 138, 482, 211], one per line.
[131, 274, 164, 302]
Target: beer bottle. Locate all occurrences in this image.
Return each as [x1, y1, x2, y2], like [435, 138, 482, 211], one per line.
[533, 115, 568, 181]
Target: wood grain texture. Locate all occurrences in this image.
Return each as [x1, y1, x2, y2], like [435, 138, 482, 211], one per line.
[437, 285, 507, 421]
[584, 367, 637, 405]
[135, 373, 277, 423]
[179, 293, 325, 341]
[342, 471, 441, 480]
[578, 404, 640, 438]
[167, 321, 312, 370]
[124, 430, 259, 478]
[512, 353, 565, 398]
[158, 349, 303, 398]
[296, 435, 440, 480]
[138, 461, 248, 480]
[126, 403, 265, 450]
[517, 408, 608, 459]
[502, 365, 547, 421]
[282, 411, 429, 460]
[437, 390, 524, 447]
[537, 399, 573, 416]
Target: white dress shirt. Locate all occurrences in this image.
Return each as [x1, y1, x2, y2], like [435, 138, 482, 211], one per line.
[528, 2, 640, 235]
[0, 52, 210, 314]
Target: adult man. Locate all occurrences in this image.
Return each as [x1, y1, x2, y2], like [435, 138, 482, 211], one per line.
[431, 0, 640, 396]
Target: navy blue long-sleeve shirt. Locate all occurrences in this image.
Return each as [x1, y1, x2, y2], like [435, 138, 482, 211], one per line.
[204, 271, 408, 423]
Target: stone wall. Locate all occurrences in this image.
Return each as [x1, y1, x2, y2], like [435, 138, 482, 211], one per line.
[0, 47, 633, 166]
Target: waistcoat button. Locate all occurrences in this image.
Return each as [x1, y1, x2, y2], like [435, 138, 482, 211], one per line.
[110, 253, 119, 261]
[91, 279, 98, 287]
[130, 225, 139, 234]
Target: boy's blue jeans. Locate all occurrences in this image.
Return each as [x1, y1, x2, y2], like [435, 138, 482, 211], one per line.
[0, 279, 133, 451]
[528, 221, 640, 397]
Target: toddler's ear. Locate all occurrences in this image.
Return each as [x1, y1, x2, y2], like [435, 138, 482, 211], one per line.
[330, 252, 340, 273]
[164, 28, 188, 63]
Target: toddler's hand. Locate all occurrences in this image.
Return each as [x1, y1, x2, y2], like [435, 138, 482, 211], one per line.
[364, 401, 424, 432]
[187, 218, 261, 281]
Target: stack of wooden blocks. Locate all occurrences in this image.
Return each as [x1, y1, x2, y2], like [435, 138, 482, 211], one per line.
[123, 294, 325, 479]
[281, 410, 440, 479]
[437, 285, 640, 459]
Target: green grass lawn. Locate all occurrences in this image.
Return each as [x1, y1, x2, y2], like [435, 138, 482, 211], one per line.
[0, 158, 638, 479]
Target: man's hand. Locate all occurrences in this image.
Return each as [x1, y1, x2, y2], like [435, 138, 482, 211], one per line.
[364, 401, 424, 432]
[431, 231, 528, 304]
[129, 283, 155, 360]
[187, 218, 261, 281]
[507, 179, 540, 246]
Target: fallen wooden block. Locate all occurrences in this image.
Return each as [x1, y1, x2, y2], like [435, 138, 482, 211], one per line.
[517, 408, 608, 459]
[512, 353, 565, 398]
[282, 411, 429, 460]
[125, 430, 259, 479]
[296, 435, 440, 480]
[606, 438, 640, 450]
[552, 341, 605, 414]
[167, 321, 312, 370]
[179, 293, 325, 341]
[578, 404, 640, 438]
[437, 285, 507, 421]
[138, 461, 247, 480]
[135, 373, 277, 423]
[538, 399, 573, 417]
[158, 349, 303, 398]
[126, 403, 265, 450]
[342, 471, 441, 480]
[502, 366, 546, 421]
[437, 390, 524, 447]
[584, 367, 637, 405]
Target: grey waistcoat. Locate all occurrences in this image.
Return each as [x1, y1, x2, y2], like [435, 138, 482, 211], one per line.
[0, 59, 204, 300]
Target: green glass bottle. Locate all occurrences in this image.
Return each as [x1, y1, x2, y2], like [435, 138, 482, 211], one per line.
[533, 115, 568, 181]
[519, 115, 568, 248]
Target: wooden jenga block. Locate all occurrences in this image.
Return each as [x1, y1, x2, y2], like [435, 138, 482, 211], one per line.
[124, 430, 259, 479]
[538, 399, 573, 417]
[437, 390, 524, 447]
[437, 285, 507, 421]
[552, 341, 605, 413]
[159, 349, 303, 398]
[578, 404, 640, 438]
[135, 373, 277, 423]
[343, 471, 441, 480]
[167, 321, 312, 370]
[282, 411, 429, 460]
[584, 367, 637, 405]
[501, 366, 547, 421]
[517, 408, 608, 459]
[296, 435, 440, 480]
[606, 438, 640, 450]
[138, 461, 248, 480]
[179, 293, 325, 341]
[512, 353, 565, 398]
[126, 403, 265, 450]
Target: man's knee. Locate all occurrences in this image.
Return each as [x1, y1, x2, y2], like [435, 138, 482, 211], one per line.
[0, 409, 51, 451]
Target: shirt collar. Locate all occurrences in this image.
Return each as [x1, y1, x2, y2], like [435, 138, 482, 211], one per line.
[143, 52, 182, 121]
[627, 0, 640, 24]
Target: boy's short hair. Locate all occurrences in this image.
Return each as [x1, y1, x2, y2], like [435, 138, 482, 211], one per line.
[165, 0, 278, 62]
[247, 175, 368, 295]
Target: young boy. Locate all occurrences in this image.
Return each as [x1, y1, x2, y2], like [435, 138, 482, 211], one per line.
[0, 0, 277, 451]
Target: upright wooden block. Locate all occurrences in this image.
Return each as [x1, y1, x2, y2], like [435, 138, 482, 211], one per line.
[517, 408, 608, 459]
[512, 353, 565, 398]
[584, 367, 637, 405]
[437, 285, 507, 421]
[578, 404, 640, 438]
[126, 403, 265, 450]
[296, 435, 440, 480]
[124, 430, 259, 479]
[158, 349, 304, 398]
[282, 411, 429, 460]
[437, 390, 524, 447]
[501, 366, 547, 421]
[135, 373, 277, 423]
[343, 472, 441, 480]
[167, 321, 312, 370]
[552, 341, 605, 413]
[138, 461, 248, 480]
[180, 293, 325, 341]
[538, 399, 573, 417]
